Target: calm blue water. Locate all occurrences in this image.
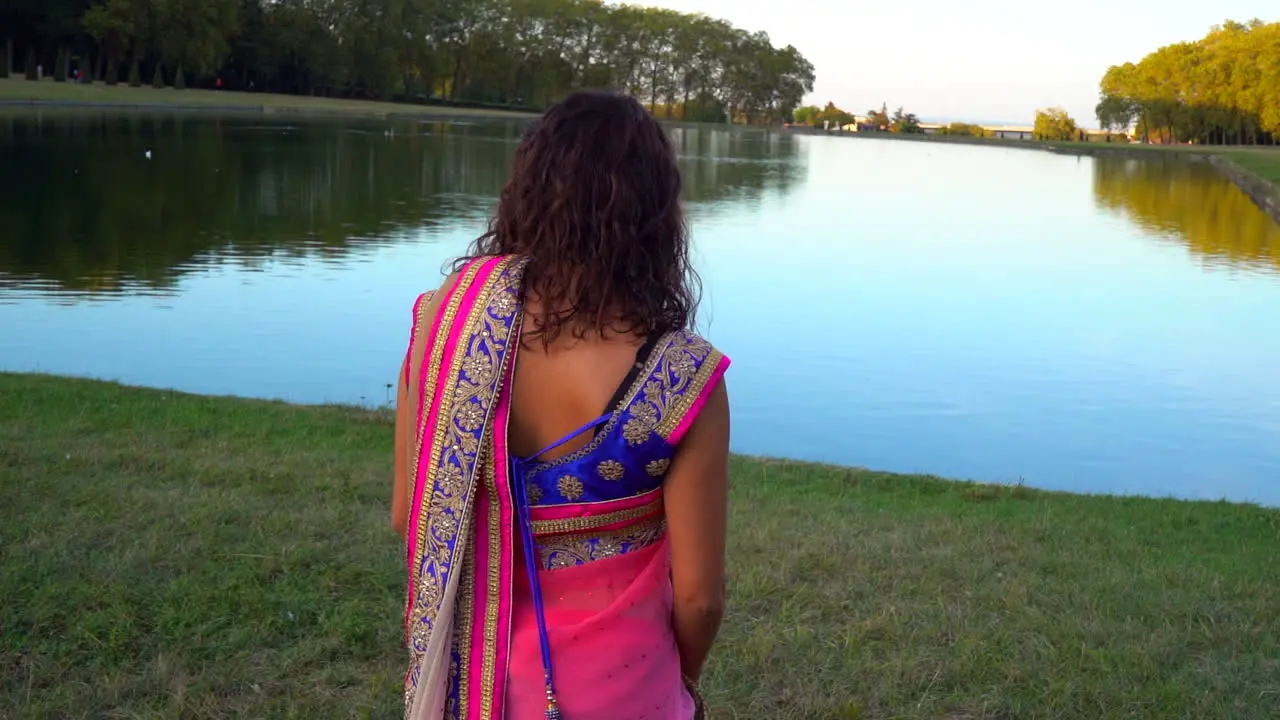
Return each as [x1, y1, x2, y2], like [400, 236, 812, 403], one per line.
[2, 113, 1279, 504]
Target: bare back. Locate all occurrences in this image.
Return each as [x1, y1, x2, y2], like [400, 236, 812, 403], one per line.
[507, 312, 649, 461]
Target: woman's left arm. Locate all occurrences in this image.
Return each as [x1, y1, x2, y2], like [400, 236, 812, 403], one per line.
[393, 288, 439, 537]
[392, 276, 459, 537]
[393, 354, 413, 538]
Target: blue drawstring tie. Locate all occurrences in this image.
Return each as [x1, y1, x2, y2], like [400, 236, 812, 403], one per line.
[511, 413, 611, 720]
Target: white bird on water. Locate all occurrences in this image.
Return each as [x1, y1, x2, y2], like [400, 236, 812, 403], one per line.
[144, 150, 152, 160]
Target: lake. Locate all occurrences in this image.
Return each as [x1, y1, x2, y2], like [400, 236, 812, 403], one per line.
[2, 111, 1279, 505]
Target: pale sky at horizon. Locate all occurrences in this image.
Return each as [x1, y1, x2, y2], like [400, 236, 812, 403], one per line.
[647, 1, 1273, 128]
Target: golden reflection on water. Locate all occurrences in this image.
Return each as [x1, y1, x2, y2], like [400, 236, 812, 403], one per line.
[1092, 157, 1280, 274]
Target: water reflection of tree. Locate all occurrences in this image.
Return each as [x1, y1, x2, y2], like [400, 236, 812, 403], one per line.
[672, 127, 804, 213]
[1092, 156, 1280, 273]
[0, 113, 802, 295]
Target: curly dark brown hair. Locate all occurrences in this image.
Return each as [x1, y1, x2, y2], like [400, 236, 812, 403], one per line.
[457, 90, 699, 345]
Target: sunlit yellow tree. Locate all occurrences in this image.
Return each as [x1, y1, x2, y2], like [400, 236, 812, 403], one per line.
[1096, 19, 1279, 145]
[939, 122, 989, 138]
[1034, 107, 1079, 141]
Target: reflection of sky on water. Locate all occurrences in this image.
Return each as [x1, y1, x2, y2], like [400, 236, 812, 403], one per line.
[695, 137, 1280, 505]
[2, 116, 1279, 505]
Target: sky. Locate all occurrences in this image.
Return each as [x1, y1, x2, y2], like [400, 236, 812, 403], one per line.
[647, 1, 1273, 128]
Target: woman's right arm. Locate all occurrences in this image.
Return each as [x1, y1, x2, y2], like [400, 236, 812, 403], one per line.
[663, 379, 731, 684]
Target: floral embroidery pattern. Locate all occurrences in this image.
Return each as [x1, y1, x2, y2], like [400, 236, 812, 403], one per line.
[456, 401, 486, 432]
[596, 460, 625, 481]
[527, 482, 543, 504]
[461, 352, 494, 385]
[653, 331, 722, 440]
[620, 331, 717, 446]
[621, 397, 659, 445]
[557, 475, 585, 501]
[645, 458, 670, 477]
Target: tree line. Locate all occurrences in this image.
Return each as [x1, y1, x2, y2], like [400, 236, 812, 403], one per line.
[0, 0, 816, 125]
[792, 101, 923, 133]
[1096, 19, 1278, 145]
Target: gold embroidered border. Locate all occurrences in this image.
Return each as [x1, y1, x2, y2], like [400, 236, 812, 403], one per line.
[537, 515, 668, 571]
[479, 264, 524, 720]
[406, 257, 499, 717]
[405, 277, 469, 712]
[655, 337, 724, 440]
[405, 290, 436, 512]
[531, 495, 664, 536]
[453, 513, 476, 718]
[409, 259, 486, 636]
[619, 331, 680, 408]
[478, 450, 501, 719]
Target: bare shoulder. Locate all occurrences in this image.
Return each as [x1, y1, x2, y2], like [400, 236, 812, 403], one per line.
[676, 377, 730, 457]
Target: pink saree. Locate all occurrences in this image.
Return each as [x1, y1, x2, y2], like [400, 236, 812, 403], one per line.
[401, 255, 730, 720]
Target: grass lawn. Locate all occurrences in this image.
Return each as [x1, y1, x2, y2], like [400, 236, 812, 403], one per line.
[1054, 141, 1280, 179]
[1224, 150, 1280, 185]
[2, 373, 1279, 719]
[0, 76, 534, 119]
[1028, 140, 1280, 189]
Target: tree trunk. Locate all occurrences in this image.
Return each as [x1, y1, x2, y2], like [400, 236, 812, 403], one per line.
[451, 55, 464, 100]
[25, 47, 38, 80]
[106, 56, 119, 86]
[54, 46, 69, 82]
[1, 38, 10, 79]
[128, 55, 141, 86]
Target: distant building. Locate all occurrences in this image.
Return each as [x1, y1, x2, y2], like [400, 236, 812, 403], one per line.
[986, 125, 1035, 140]
[840, 115, 885, 133]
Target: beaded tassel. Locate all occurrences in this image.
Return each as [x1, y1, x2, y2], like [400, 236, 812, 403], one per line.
[545, 682, 563, 720]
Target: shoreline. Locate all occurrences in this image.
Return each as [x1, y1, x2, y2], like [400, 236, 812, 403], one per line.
[0, 77, 540, 121]
[0, 97, 780, 136]
[10, 87, 1275, 221]
[787, 128, 1280, 225]
[0, 97, 538, 123]
[0, 370, 1269, 509]
[3, 371, 1278, 718]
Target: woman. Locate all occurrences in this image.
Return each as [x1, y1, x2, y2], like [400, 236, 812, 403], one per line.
[392, 91, 731, 720]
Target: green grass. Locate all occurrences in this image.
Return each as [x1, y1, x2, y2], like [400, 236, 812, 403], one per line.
[1225, 150, 1280, 185]
[1060, 142, 1280, 178]
[0, 76, 534, 119]
[2, 373, 1279, 719]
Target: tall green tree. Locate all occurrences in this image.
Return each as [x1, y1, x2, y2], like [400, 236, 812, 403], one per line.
[891, 106, 921, 133]
[8, 0, 818, 124]
[866, 103, 889, 130]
